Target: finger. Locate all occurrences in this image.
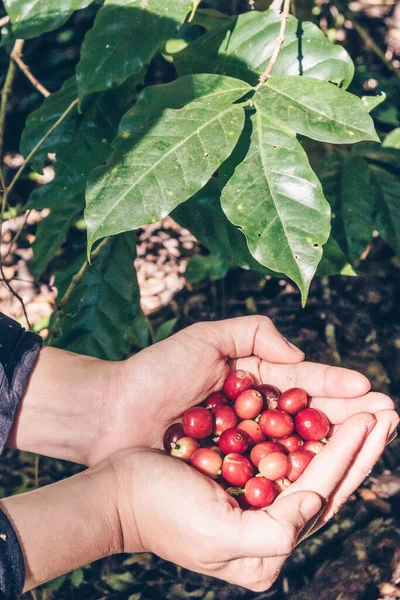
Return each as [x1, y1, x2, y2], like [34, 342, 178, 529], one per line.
[279, 412, 376, 501]
[189, 316, 305, 364]
[261, 361, 371, 398]
[235, 490, 322, 559]
[309, 392, 395, 424]
[308, 409, 399, 531]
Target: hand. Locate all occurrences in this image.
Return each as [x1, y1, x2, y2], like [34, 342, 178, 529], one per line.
[100, 316, 396, 460]
[111, 409, 390, 592]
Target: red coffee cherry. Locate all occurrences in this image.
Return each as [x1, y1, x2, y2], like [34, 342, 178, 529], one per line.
[295, 408, 330, 441]
[213, 405, 238, 437]
[278, 434, 304, 453]
[258, 452, 290, 481]
[183, 407, 213, 439]
[245, 477, 277, 508]
[303, 440, 326, 454]
[224, 370, 254, 400]
[250, 441, 283, 468]
[234, 389, 263, 420]
[287, 450, 314, 482]
[221, 453, 253, 486]
[219, 428, 249, 455]
[163, 423, 184, 452]
[237, 420, 264, 446]
[259, 409, 295, 439]
[277, 387, 308, 415]
[203, 391, 229, 410]
[170, 437, 200, 461]
[190, 448, 222, 479]
[255, 384, 281, 409]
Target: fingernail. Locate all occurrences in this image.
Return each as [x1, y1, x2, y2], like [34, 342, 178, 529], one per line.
[387, 419, 400, 444]
[364, 419, 376, 435]
[300, 494, 322, 521]
[283, 337, 304, 355]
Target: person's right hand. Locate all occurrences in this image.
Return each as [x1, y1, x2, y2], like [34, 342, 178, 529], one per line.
[110, 409, 390, 592]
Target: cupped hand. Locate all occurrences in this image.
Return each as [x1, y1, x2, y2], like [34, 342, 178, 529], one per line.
[92, 316, 396, 465]
[112, 408, 391, 592]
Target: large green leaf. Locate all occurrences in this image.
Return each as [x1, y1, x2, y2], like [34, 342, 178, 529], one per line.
[317, 236, 356, 277]
[28, 89, 129, 277]
[76, 0, 191, 101]
[85, 74, 250, 253]
[20, 77, 79, 173]
[172, 178, 268, 274]
[220, 110, 330, 303]
[255, 77, 379, 144]
[4, 0, 95, 38]
[371, 166, 400, 256]
[383, 128, 400, 150]
[53, 233, 149, 359]
[175, 9, 354, 88]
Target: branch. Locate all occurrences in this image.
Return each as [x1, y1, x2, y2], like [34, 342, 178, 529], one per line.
[8, 97, 78, 195]
[258, 0, 291, 85]
[0, 40, 23, 164]
[11, 42, 51, 97]
[47, 238, 111, 345]
[350, 17, 400, 81]
[188, 0, 201, 22]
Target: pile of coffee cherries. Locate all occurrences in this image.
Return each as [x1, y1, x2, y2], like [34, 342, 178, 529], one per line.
[163, 370, 331, 509]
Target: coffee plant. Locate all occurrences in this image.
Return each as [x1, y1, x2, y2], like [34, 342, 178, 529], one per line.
[1, 0, 399, 359]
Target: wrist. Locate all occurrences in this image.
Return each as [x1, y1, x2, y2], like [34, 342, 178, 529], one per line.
[0, 457, 121, 591]
[8, 347, 119, 465]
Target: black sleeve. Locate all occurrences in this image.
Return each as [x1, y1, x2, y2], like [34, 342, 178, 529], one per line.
[0, 312, 43, 598]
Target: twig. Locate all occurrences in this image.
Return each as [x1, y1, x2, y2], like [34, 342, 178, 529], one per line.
[350, 18, 400, 81]
[0, 40, 31, 326]
[188, 0, 201, 22]
[0, 16, 10, 28]
[48, 237, 111, 345]
[258, 0, 291, 85]
[11, 42, 51, 97]
[2, 209, 31, 261]
[7, 97, 78, 195]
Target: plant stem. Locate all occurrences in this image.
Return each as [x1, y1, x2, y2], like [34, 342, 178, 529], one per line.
[0, 40, 23, 165]
[47, 238, 111, 345]
[11, 43, 51, 97]
[188, 0, 201, 22]
[8, 98, 78, 195]
[258, 0, 291, 85]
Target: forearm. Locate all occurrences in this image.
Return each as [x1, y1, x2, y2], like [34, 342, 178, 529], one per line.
[8, 347, 117, 465]
[0, 460, 121, 591]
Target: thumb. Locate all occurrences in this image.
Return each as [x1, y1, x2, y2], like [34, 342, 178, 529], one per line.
[237, 491, 322, 558]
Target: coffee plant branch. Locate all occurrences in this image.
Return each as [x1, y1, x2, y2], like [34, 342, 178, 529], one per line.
[11, 43, 51, 97]
[188, 0, 202, 23]
[0, 39, 31, 327]
[258, 0, 291, 84]
[48, 237, 111, 345]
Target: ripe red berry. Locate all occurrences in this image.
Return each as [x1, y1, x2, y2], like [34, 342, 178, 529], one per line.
[258, 452, 289, 481]
[295, 408, 330, 441]
[259, 409, 294, 439]
[183, 407, 213, 439]
[223, 370, 254, 400]
[245, 477, 277, 508]
[250, 441, 283, 468]
[213, 405, 238, 437]
[203, 391, 229, 410]
[278, 434, 304, 453]
[234, 390, 263, 420]
[163, 423, 184, 452]
[219, 428, 249, 455]
[170, 437, 200, 461]
[287, 450, 314, 482]
[237, 420, 264, 446]
[221, 453, 253, 486]
[190, 448, 223, 479]
[255, 384, 281, 409]
[277, 387, 308, 415]
[303, 440, 326, 454]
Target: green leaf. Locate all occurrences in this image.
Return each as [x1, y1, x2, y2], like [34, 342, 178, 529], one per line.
[172, 178, 268, 273]
[20, 77, 79, 173]
[53, 233, 148, 359]
[220, 110, 330, 304]
[361, 92, 386, 113]
[71, 568, 85, 588]
[371, 166, 400, 256]
[4, 0, 95, 39]
[76, 0, 191, 101]
[383, 127, 400, 150]
[154, 317, 178, 342]
[28, 86, 133, 277]
[175, 9, 354, 88]
[317, 236, 357, 277]
[256, 77, 379, 144]
[85, 74, 250, 254]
